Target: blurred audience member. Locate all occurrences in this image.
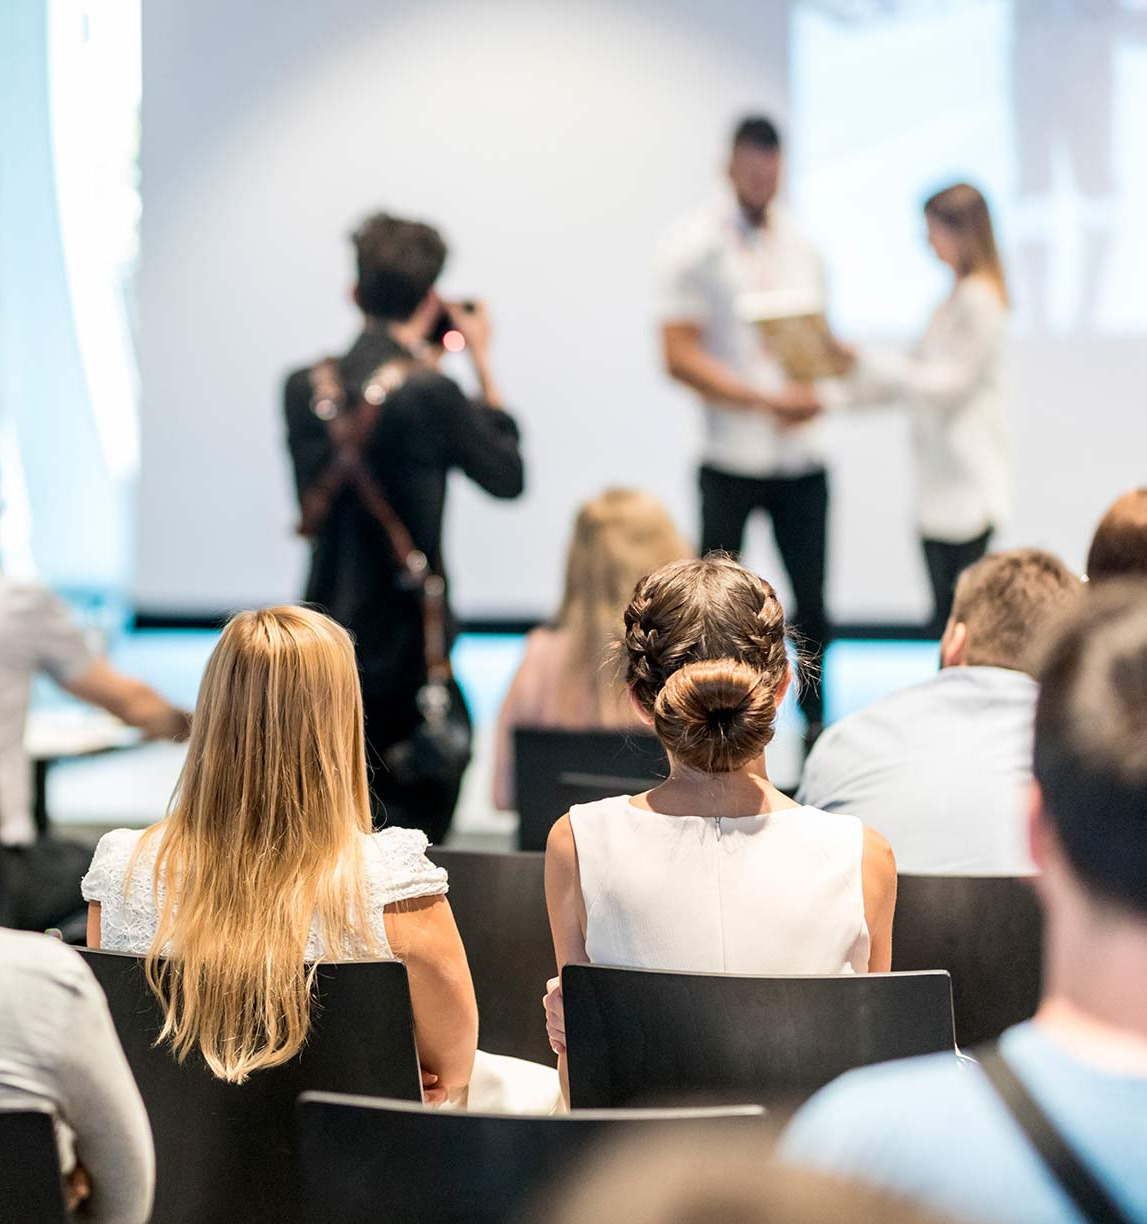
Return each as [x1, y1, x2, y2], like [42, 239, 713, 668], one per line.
[799, 549, 1080, 873]
[781, 582, 1147, 1223]
[544, 556, 896, 1072]
[493, 489, 690, 810]
[541, 1126, 961, 1224]
[0, 927, 153, 1222]
[285, 212, 524, 843]
[0, 575, 188, 848]
[83, 607, 477, 1099]
[1086, 488, 1147, 583]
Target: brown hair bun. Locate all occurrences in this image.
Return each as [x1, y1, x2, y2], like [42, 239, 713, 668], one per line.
[653, 658, 776, 773]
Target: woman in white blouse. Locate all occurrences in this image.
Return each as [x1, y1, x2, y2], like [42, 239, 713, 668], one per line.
[849, 182, 1011, 635]
[83, 606, 477, 1099]
[543, 557, 897, 1075]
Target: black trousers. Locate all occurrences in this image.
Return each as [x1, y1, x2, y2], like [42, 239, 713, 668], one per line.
[362, 681, 472, 845]
[922, 528, 993, 638]
[699, 465, 829, 727]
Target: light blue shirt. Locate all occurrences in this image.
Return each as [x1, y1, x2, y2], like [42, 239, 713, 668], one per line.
[797, 666, 1037, 874]
[780, 1022, 1147, 1224]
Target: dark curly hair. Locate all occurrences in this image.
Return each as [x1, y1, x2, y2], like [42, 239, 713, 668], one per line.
[622, 555, 793, 773]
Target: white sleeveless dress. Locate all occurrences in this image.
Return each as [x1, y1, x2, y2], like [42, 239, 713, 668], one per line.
[570, 796, 870, 974]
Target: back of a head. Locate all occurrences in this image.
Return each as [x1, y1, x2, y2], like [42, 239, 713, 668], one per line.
[923, 181, 1008, 304]
[950, 548, 1081, 673]
[624, 555, 790, 773]
[146, 605, 376, 1081]
[1086, 489, 1147, 584]
[1034, 581, 1147, 919]
[352, 212, 447, 320]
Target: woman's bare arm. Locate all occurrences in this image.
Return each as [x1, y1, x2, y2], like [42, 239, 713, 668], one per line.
[861, 826, 897, 973]
[384, 895, 478, 1100]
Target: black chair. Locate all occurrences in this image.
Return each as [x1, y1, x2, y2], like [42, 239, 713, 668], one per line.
[892, 873, 1043, 1048]
[514, 728, 668, 851]
[563, 964, 956, 1111]
[0, 1111, 66, 1224]
[297, 1091, 765, 1224]
[78, 950, 422, 1224]
[426, 848, 555, 1065]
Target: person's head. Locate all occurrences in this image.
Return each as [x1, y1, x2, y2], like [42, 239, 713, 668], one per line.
[623, 555, 792, 774]
[140, 606, 376, 1082]
[1086, 489, 1147, 584]
[351, 212, 447, 324]
[1031, 582, 1147, 929]
[940, 549, 1081, 673]
[556, 490, 691, 724]
[728, 116, 782, 223]
[923, 183, 1009, 305]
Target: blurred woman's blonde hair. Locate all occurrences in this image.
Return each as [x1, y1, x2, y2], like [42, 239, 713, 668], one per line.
[924, 183, 1009, 307]
[556, 489, 691, 725]
[130, 605, 378, 1083]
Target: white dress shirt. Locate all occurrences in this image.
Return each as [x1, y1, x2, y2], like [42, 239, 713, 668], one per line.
[851, 276, 1011, 542]
[658, 195, 828, 478]
[797, 666, 1037, 875]
[0, 929, 154, 1223]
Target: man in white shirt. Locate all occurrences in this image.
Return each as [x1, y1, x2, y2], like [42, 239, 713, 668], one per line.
[658, 116, 828, 741]
[0, 927, 154, 1222]
[798, 549, 1080, 874]
[0, 576, 189, 847]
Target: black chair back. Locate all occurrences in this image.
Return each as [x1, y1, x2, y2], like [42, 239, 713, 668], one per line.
[78, 950, 421, 1224]
[297, 1092, 764, 1224]
[514, 728, 668, 851]
[563, 964, 956, 1111]
[892, 873, 1043, 1047]
[426, 848, 555, 1065]
[0, 1111, 66, 1224]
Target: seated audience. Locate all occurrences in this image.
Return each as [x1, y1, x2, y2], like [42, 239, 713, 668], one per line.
[1087, 488, 1147, 583]
[83, 606, 477, 1099]
[780, 581, 1147, 1222]
[0, 573, 188, 847]
[544, 556, 897, 1063]
[493, 488, 689, 810]
[798, 549, 1079, 873]
[0, 927, 154, 1223]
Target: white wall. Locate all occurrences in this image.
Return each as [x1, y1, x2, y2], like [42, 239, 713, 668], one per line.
[136, 0, 1147, 623]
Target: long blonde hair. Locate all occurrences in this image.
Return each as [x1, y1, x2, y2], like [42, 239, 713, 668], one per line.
[132, 606, 378, 1082]
[924, 183, 1009, 307]
[556, 489, 691, 724]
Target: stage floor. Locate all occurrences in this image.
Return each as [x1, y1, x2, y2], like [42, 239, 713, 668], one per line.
[40, 631, 939, 848]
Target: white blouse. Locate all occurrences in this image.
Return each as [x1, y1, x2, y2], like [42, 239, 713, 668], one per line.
[570, 795, 870, 975]
[851, 276, 1011, 542]
[81, 825, 448, 958]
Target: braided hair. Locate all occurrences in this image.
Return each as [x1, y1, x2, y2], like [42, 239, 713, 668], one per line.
[622, 555, 793, 773]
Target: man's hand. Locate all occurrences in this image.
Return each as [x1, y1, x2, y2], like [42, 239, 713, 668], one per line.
[543, 975, 566, 1056]
[64, 1163, 92, 1213]
[763, 382, 823, 426]
[421, 1068, 448, 1106]
[447, 300, 491, 358]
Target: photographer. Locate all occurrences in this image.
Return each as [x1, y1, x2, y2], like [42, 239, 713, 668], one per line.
[284, 213, 524, 842]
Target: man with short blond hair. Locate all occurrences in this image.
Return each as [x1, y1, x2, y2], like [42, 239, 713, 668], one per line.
[798, 548, 1080, 874]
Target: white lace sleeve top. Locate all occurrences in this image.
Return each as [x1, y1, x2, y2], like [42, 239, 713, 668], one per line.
[81, 825, 449, 959]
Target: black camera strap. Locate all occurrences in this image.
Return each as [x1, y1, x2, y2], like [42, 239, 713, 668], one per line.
[976, 1043, 1134, 1224]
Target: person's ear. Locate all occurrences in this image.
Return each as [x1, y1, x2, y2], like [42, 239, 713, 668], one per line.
[774, 663, 792, 711]
[940, 620, 969, 668]
[628, 686, 654, 728]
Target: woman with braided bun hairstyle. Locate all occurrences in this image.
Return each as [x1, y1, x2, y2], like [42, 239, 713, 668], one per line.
[543, 556, 897, 1078]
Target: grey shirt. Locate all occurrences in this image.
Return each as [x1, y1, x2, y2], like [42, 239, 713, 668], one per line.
[0, 578, 96, 844]
[798, 666, 1037, 875]
[0, 928, 154, 1223]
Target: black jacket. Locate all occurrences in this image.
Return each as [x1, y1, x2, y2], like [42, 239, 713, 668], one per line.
[284, 330, 524, 702]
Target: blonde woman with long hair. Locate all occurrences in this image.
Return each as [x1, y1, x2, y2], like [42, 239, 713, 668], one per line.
[845, 182, 1012, 635]
[82, 606, 477, 1097]
[492, 489, 690, 810]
